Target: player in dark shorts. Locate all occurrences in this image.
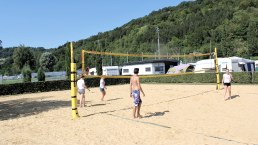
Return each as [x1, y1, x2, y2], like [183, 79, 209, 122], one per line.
[222, 69, 233, 100]
[223, 83, 231, 86]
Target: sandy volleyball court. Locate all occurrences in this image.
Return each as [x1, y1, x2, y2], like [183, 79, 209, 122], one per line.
[0, 84, 258, 145]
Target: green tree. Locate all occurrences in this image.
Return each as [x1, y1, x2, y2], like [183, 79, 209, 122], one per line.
[37, 67, 45, 82]
[96, 40, 103, 75]
[247, 21, 258, 56]
[96, 58, 103, 75]
[39, 52, 57, 71]
[0, 40, 2, 49]
[22, 65, 32, 83]
[0, 57, 19, 75]
[65, 43, 71, 80]
[12, 45, 36, 70]
[3, 0, 257, 69]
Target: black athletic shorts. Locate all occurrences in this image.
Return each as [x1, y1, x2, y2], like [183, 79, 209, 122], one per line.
[224, 83, 231, 86]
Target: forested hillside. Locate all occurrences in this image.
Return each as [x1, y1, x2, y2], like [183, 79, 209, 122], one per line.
[1, 0, 258, 75]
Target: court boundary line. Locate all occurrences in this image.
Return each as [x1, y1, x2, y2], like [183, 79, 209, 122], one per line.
[82, 90, 215, 118]
[174, 125, 256, 145]
[106, 113, 256, 145]
[82, 89, 257, 145]
[106, 113, 171, 129]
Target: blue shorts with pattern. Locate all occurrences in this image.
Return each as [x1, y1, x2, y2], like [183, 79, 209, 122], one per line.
[132, 90, 142, 106]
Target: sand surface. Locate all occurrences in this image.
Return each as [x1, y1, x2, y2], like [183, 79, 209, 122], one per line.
[0, 84, 258, 145]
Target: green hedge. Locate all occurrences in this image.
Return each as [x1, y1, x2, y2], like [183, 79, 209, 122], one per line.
[0, 78, 130, 96]
[142, 73, 216, 83]
[141, 72, 258, 84]
[0, 72, 256, 96]
[84, 78, 130, 87]
[0, 80, 70, 96]
[254, 72, 258, 83]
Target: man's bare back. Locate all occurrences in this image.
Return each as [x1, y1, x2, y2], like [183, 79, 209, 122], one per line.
[130, 75, 140, 91]
[130, 74, 145, 97]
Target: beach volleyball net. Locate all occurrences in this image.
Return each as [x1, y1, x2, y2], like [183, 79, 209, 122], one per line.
[70, 42, 220, 119]
[81, 50, 215, 78]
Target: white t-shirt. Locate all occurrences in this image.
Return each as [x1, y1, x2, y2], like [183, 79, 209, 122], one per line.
[77, 79, 85, 89]
[100, 79, 105, 88]
[223, 74, 232, 83]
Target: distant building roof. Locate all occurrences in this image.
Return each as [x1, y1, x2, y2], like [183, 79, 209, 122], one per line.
[123, 59, 178, 66]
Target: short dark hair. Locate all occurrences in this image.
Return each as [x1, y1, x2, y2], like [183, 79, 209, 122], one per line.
[134, 68, 139, 74]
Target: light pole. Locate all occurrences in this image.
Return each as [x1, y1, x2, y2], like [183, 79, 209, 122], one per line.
[110, 52, 112, 66]
[98, 40, 103, 66]
[210, 39, 212, 68]
[156, 27, 160, 59]
[127, 52, 128, 63]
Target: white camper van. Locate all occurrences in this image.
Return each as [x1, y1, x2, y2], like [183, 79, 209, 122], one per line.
[195, 57, 255, 73]
[89, 66, 121, 76]
[122, 60, 178, 75]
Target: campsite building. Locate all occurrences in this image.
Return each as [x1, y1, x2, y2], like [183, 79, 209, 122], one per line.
[121, 59, 178, 75]
[89, 66, 121, 76]
[194, 56, 255, 73]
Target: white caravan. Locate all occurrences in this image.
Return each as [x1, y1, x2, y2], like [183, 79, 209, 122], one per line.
[194, 56, 255, 73]
[255, 60, 258, 71]
[89, 66, 121, 76]
[122, 60, 178, 75]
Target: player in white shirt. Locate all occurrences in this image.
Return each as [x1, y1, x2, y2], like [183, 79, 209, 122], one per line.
[99, 77, 107, 101]
[77, 74, 90, 107]
[221, 69, 233, 101]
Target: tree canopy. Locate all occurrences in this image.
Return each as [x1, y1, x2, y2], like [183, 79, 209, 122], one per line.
[12, 45, 36, 70]
[39, 52, 57, 71]
[0, 0, 258, 74]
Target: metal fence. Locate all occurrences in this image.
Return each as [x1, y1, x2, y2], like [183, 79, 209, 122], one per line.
[0, 71, 68, 84]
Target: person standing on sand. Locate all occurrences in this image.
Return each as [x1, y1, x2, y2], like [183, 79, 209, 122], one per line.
[130, 68, 145, 119]
[77, 74, 90, 107]
[99, 76, 107, 101]
[221, 69, 233, 101]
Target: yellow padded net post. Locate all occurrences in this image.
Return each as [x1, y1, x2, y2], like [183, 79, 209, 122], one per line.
[70, 42, 79, 119]
[214, 48, 220, 90]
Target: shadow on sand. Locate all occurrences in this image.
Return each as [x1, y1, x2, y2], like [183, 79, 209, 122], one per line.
[82, 107, 132, 118]
[0, 97, 70, 121]
[90, 103, 107, 107]
[106, 98, 123, 102]
[144, 110, 170, 118]
[230, 95, 240, 99]
[82, 90, 215, 118]
[225, 95, 240, 101]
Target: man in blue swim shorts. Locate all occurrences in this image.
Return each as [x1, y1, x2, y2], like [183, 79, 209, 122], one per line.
[130, 68, 145, 118]
[132, 90, 142, 106]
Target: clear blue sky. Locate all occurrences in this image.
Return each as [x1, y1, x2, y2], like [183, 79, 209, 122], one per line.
[0, 0, 187, 49]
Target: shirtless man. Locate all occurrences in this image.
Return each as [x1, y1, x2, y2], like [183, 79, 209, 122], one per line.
[130, 68, 145, 118]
